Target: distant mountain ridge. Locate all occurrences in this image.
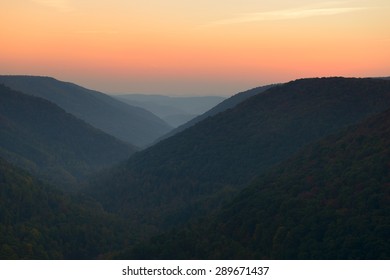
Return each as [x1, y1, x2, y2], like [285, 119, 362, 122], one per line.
[0, 84, 136, 189]
[159, 84, 275, 140]
[0, 76, 172, 147]
[88, 77, 390, 235]
[114, 94, 225, 127]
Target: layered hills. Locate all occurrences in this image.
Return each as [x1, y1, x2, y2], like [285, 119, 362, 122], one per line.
[88, 77, 390, 234]
[0, 76, 172, 147]
[1, 75, 389, 260]
[0, 84, 135, 188]
[124, 108, 390, 259]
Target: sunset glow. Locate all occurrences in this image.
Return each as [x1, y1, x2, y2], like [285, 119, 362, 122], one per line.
[1, 0, 389, 95]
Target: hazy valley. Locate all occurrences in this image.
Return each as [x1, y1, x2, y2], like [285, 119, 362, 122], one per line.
[113, 94, 226, 128]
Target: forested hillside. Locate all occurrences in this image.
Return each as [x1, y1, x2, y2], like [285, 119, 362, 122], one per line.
[0, 76, 172, 147]
[118, 108, 390, 260]
[0, 158, 133, 259]
[0, 84, 135, 189]
[88, 78, 390, 235]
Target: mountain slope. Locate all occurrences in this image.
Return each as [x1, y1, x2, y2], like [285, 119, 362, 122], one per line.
[0, 76, 172, 147]
[88, 77, 390, 233]
[159, 84, 275, 140]
[114, 94, 225, 127]
[0, 84, 135, 188]
[128, 108, 390, 259]
[0, 157, 133, 259]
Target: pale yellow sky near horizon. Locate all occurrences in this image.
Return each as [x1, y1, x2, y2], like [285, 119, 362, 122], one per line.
[1, 0, 389, 95]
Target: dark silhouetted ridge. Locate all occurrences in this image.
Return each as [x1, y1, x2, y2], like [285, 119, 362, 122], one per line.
[0, 76, 172, 147]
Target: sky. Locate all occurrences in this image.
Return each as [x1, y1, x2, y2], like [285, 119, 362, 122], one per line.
[1, 0, 389, 96]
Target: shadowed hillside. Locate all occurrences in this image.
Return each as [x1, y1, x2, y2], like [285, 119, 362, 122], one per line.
[0, 84, 136, 189]
[87, 77, 390, 235]
[124, 108, 390, 259]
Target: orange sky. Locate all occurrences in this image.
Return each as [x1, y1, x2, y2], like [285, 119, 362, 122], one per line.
[1, 0, 389, 95]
